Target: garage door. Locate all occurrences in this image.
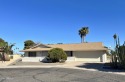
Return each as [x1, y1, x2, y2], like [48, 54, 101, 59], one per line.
[74, 51, 103, 62]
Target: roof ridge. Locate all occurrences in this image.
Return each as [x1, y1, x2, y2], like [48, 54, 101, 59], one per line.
[31, 43, 52, 49]
[47, 42, 103, 45]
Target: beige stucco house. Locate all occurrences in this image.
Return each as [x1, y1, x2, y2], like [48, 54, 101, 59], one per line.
[21, 42, 108, 63]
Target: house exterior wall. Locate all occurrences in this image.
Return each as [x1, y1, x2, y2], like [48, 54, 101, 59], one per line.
[22, 51, 107, 62]
[73, 51, 106, 62]
[22, 51, 48, 62]
[65, 51, 75, 61]
[22, 57, 42, 62]
[102, 53, 107, 62]
[24, 52, 29, 57]
[42, 51, 48, 56]
[24, 51, 48, 57]
[36, 52, 41, 57]
[66, 57, 75, 61]
[23, 51, 75, 62]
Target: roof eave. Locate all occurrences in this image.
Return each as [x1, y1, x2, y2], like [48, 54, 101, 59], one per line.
[20, 49, 107, 52]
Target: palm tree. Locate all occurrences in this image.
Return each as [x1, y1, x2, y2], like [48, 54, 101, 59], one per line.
[1, 42, 15, 55]
[79, 27, 89, 43]
[113, 33, 117, 47]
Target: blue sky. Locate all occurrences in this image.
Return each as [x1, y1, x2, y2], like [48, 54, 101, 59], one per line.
[0, 0, 125, 52]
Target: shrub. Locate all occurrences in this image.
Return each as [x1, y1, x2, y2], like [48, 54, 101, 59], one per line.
[48, 48, 67, 63]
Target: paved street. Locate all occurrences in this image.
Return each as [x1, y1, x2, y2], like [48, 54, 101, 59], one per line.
[0, 68, 124, 82]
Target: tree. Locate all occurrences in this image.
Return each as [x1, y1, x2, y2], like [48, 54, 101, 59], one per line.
[24, 40, 35, 49]
[113, 33, 117, 40]
[111, 34, 125, 69]
[79, 27, 89, 43]
[113, 33, 117, 46]
[0, 39, 15, 55]
[0, 38, 15, 61]
[0, 38, 6, 47]
[0, 38, 5, 43]
[48, 48, 67, 62]
[4, 43, 15, 55]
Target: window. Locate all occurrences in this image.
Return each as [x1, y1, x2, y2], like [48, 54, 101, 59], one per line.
[66, 51, 73, 57]
[28, 52, 36, 57]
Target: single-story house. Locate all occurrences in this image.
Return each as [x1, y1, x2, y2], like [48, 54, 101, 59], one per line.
[20, 42, 108, 62]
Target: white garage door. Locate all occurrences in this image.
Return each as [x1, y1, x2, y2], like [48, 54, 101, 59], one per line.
[74, 51, 104, 62]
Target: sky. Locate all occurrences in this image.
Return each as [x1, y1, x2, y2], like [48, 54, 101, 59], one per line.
[0, 0, 125, 53]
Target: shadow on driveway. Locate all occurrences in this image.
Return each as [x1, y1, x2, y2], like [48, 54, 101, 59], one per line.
[76, 63, 125, 72]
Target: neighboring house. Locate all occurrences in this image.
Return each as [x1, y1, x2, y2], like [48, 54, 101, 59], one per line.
[20, 42, 108, 62]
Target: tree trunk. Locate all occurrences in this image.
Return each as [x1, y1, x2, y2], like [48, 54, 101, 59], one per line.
[2, 52, 5, 61]
[82, 36, 85, 43]
[81, 37, 82, 43]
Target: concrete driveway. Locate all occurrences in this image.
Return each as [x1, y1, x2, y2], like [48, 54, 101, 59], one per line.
[0, 68, 125, 82]
[10, 61, 102, 67]
[10, 61, 64, 66]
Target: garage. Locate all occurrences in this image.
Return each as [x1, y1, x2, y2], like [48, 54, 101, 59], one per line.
[73, 51, 105, 62]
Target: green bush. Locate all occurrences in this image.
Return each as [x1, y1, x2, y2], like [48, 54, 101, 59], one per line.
[48, 48, 67, 63]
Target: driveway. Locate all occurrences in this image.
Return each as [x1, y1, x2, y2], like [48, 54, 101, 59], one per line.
[10, 61, 102, 67]
[10, 61, 64, 66]
[9, 61, 125, 75]
[0, 68, 125, 82]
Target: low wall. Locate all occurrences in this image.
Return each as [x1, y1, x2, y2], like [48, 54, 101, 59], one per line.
[66, 57, 75, 62]
[22, 57, 47, 62]
[13, 55, 21, 59]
